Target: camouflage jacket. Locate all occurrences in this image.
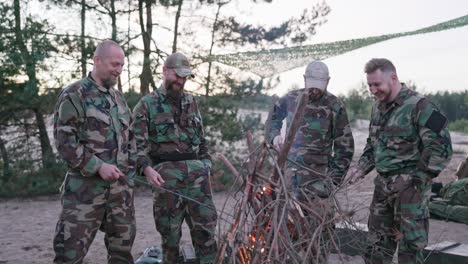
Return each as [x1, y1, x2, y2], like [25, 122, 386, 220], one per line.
[269, 89, 354, 184]
[456, 153, 468, 179]
[132, 86, 211, 174]
[358, 84, 452, 177]
[53, 75, 136, 183]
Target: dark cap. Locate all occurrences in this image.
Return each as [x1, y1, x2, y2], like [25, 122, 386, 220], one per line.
[164, 52, 194, 78]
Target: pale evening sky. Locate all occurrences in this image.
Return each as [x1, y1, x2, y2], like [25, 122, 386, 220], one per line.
[227, 0, 468, 96]
[27, 0, 468, 96]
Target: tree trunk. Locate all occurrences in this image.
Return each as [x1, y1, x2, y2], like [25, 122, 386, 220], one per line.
[110, 0, 117, 41]
[33, 108, 54, 166]
[109, 0, 123, 92]
[14, 0, 37, 95]
[127, 0, 132, 89]
[205, 1, 223, 97]
[138, 0, 153, 95]
[0, 135, 11, 180]
[172, 0, 183, 53]
[80, 0, 87, 77]
[14, 0, 54, 167]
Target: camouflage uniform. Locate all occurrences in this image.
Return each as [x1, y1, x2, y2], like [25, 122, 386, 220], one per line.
[455, 153, 468, 179]
[132, 86, 217, 263]
[269, 89, 354, 260]
[357, 84, 452, 264]
[429, 178, 468, 225]
[53, 75, 136, 264]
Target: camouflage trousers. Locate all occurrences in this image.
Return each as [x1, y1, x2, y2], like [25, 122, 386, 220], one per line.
[152, 160, 218, 264]
[288, 168, 335, 263]
[53, 173, 136, 264]
[365, 171, 431, 264]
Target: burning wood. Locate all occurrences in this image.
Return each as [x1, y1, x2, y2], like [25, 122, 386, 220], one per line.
[215, 92, 349, 263]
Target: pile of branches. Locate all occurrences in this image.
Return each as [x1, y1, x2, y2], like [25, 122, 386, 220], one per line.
[214, 93, 360, 263]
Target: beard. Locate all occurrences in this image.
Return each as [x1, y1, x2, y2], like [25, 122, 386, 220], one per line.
[166, 83, 184, 100]
[308, 88, 325, 101]
[102, 76, 117, 89]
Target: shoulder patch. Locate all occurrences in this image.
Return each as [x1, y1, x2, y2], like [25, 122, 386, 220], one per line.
[425, 111, 447, 134]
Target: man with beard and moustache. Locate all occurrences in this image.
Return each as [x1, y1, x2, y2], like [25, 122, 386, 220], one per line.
[268, 60, 354, 262]
[132, 52, 217, 263]
[52, 40, 146, 263]
[348, 58, 452, 264]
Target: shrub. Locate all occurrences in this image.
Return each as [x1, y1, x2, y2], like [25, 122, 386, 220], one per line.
[0, 159, 66, 198]
[449, 119, 468, 133]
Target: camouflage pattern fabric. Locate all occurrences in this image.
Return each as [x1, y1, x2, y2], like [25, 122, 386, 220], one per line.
[429, 178, 468, 224]
[132, 86, 217, 263]
[366, 172, 431, 264]
[357, 84, 452, 264]
[53, 175, 136, 264]
[269, 89, 353, 261]
[358, 85, 452, 176]
[269, 88, 354, 186]
[456, 154, 468, 179]
[53, 75, 136, 263]
[152, 160, 217, 263]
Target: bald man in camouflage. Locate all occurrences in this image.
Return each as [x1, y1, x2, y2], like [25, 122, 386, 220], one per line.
[268, 60, 354, 261]
[349, 58, 453, 264]
[132, 52, 217, 263]
[52, 40, 147, 263]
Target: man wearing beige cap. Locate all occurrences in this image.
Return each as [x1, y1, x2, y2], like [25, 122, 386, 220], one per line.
[268, 60, 354, 261]
[132, 52, 217, 263]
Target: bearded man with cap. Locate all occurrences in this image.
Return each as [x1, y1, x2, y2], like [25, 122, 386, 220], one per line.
[268, 60, 354, 261]
[132, 52, 217, 263]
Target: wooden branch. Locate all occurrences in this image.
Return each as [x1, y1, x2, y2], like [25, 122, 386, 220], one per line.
[246, 131, 255, 175]
[274, 91, 308, 179]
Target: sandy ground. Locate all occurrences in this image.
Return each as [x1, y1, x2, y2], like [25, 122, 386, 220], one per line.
[1, 125, 467, 264]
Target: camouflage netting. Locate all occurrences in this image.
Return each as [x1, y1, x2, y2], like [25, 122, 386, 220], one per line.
[212, 14, 468, 77]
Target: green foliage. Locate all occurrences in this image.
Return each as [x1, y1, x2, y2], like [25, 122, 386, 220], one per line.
[216, 3, 330, 48]
[0, 159, 66, 198]
[340, 83, 372, 122]
[449, 119, 468, 133]
[427, 90, 468, 122]
[124, 88, 143, 110]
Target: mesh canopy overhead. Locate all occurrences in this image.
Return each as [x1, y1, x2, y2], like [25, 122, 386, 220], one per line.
[213, 14, 468, 77]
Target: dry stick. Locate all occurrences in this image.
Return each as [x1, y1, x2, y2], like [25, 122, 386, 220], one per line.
[255, 172, 278, 186]
[267, 92, 309, 262]
[246, 132, 255, 175]
[254, 144, 268, 173]
[216, 133, 260, 264]
[249, 99, 277, 264]
[263, 97, 277, 144]
[274, 91, 309, 179]
[265, 148, 294, 262]
[268, 161, 300, 259]
[222, 92, 309, 263]
[215, 154, 245, 264]
[247, 143, 276, 263]
[251, 148, 279, 264]
[326, 220, 347, 264]
[250, 149, 277, 263]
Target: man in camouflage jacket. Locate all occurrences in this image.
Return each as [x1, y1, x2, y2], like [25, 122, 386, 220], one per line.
[53, 40, 138, 263]
[132, 52, 217, 263]
[349, 58, 453, 264]
[268, 60, 354, 261]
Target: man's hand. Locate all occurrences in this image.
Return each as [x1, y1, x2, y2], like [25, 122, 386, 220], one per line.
[347, 166, 366, 184]
[99, 163, 124, 181]
[144, 166, 165, 187]
[273, 135, 283, 151]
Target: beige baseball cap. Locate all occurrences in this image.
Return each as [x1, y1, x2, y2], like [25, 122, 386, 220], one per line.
[304, 60, 329, 90]
[164, 52, 194, 78]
